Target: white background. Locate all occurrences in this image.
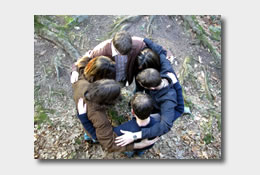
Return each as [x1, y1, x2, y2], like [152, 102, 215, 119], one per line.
[0, 0, 259, 174]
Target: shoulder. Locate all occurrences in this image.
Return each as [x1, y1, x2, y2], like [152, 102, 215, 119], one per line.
[93, 39, 112, 51]
[132, 37, 144, 46]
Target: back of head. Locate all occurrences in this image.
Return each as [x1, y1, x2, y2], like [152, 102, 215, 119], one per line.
[84, 56, 116, 83]
[112, 31, 132, 55]
[136, 68, 161, 88]
[131, 92, 153, 120]
[85, 79, 121, 105]
[137, 48, 160, 71]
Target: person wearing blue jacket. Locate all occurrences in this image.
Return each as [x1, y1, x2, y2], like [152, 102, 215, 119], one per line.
[114, 92, 159, 157]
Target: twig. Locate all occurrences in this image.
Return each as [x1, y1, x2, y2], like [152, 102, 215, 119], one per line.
[202, 65, 214, 103]
[147, 15, 155, 35]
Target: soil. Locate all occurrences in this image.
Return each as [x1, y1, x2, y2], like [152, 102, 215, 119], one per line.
[34, 15, 221, 159]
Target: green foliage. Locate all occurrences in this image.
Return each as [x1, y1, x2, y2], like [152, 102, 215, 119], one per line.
[209, 109, 221, 131]
[108, 108, 127, 126]
[34, 101, 54, 128]
[209, 25, 221, 41]
[203, 133, 214, 145]
[202, 116, 214, 145]
[34, 16, 45, 32]
[75, 137, 82, 145]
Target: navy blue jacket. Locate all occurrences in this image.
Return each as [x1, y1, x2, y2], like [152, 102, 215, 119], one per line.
[114, 117, 158, 150]
[137, 38, 184, 138]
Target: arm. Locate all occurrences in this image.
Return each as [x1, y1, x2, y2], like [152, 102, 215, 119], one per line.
[71, 39, 111, 83]
[141, 100, 177, 138]
[115, 99, 177, 146]
[77, 98, 97, 140]
[166, 72, 184, 118]
[88, 108, 134, 152]
[77, 113, 97, 140]
[143, 38, 174, 75]
[71, 56, 91, 83]
[173, 82, 184, 118]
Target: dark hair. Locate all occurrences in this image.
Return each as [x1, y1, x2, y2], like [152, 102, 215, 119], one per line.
[137, 48, 160, 71]
[112, 31, 132, 55]
[84, 56, 116, 83]
[131, 92, 153, 120]
[136, 68, 161, 88]
[85, 79, 121, 105]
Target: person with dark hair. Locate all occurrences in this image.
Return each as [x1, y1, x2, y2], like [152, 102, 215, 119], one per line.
[76, 79, 158, 152]
[71, 30, 146, 86]
[113, 92, 159, 157]
[115, 68, 184, 147]
[137, 48, 160, 71]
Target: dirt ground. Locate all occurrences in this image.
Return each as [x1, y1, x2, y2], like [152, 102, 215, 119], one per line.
[34, 15, 221, 159]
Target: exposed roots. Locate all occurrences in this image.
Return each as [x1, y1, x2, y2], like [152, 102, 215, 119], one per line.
[179, 15, 221, 62]
[147, 15, 155, 35]
[35, 16, 81, 61]
[109, 15, 143, 36]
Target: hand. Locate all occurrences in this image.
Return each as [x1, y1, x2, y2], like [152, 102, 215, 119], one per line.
[77, 98, 87, 115]
[115, 130, 135, 146]
[167, 72, 178, 84]
[136, 137, 159, 149]
[166, 55, 174, 64]
[71, 71, 79, 84]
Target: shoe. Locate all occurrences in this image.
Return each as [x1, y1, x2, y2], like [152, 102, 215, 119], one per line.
[84, 133, 92, 141]
[84, 133, 99, 144]
[124, 151, 135, 158]
[136, 150, 145, 157]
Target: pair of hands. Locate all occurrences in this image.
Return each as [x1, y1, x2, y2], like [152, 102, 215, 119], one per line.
[115, 130, 159, 148]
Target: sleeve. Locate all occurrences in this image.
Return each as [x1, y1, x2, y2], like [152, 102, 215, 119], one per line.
[173, 82, 184, 119]
[77, 113, 97, 140]
[89, 111, 134, 152]
[141, 100, 177, 138]
[88, 39, 111, 58]
[143, 38, 174, 75]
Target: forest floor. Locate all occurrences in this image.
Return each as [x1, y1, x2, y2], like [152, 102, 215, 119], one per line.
[34, 15, 221, 159]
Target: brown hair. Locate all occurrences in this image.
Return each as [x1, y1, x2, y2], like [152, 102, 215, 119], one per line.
[112, 31, 132, 55]
[131, 92, 153, 120]
[136, 68, 161, 88]
[85, 79, 121, 105]
[137, 48, 160, 71]
[84, 56, 116, 83]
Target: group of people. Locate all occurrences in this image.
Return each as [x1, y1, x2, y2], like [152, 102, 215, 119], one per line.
[70, 31, 184, 157]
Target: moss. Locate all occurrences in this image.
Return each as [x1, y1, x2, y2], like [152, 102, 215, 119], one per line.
[34, 101, 54, 127]
[203, 133, 214, 145]
[75, 137, 82, 145]
[202, 119, 214, 144]
[34, 15, 45, 33]
[209, 25, 221, 41]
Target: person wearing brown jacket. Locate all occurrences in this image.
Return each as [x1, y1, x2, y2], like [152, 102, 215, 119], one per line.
[71, 31, 146, 86]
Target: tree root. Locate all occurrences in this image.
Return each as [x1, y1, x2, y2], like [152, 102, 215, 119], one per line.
[109, 15, 143, 36]
[147, 15, 155, 35]
[35, 16, 81, 61]
[180, 15, 221, 62]
[37, 27, 80, 61]
[202, 65, 214, 103]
